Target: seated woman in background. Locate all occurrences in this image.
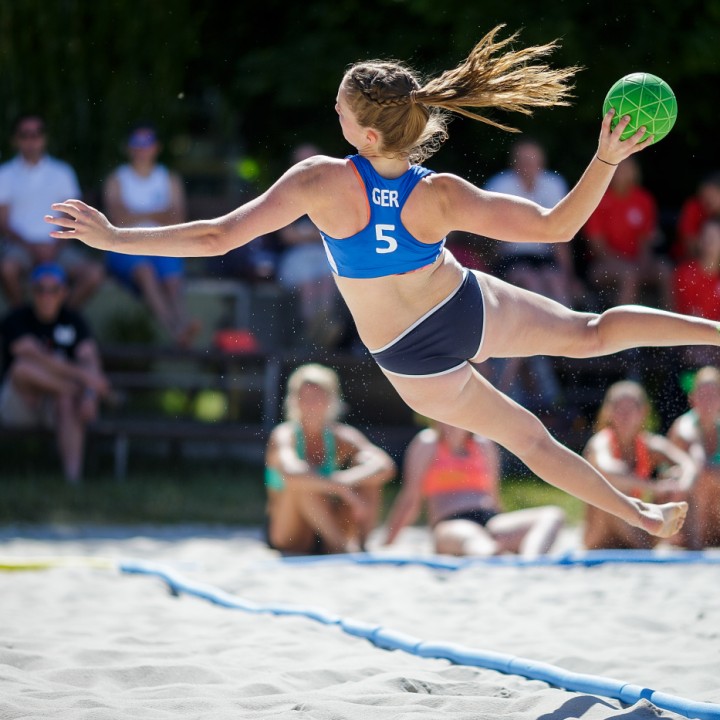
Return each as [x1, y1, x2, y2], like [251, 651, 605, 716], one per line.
[264, 363, 395, 554]
[667, 366, 720, 549]
[583, 380, 697, 550]
[383, 420, 565, 557]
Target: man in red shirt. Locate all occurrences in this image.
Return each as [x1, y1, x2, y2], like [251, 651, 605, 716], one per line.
[673, 171, 720, 262]
[674, 219, 720, 319]
[673, 218, 720, 367]
[584, 157, 673, 309]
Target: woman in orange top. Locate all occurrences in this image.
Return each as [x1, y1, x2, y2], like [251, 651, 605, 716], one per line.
[384, 420, 565, 557]
[582, 380, 696, 550]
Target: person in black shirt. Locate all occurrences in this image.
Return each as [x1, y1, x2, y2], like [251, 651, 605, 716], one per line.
[0, 263, 110, 483]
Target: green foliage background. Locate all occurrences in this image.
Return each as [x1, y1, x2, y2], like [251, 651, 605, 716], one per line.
[0, 1, 718, 212]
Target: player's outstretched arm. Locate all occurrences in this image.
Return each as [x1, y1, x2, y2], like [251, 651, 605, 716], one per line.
[443, 110, 653, 246]
[44, 162, 316, 258]
[45, 199, 224, 257]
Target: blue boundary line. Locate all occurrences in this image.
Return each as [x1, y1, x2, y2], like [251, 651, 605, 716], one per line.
[119, 558, 720, 720]
[278, 549, 720, 570]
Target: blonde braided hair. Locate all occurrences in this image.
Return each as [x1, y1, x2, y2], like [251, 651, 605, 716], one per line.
[343, 25, 579, 163]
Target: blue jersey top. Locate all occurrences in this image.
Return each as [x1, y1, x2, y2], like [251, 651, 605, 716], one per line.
[320, 155, 446, 278]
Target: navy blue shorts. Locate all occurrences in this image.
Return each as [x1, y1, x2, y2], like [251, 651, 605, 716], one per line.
[369, 270, 485, 377]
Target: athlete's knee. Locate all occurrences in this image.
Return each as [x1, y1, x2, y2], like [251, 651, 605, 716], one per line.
[504, 411, 555, 461]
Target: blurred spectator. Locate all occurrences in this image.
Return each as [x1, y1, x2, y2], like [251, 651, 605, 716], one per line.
[0, 264, 111, 484]
[206, 232, 278, 283]
[584, 156, 673, 309]
[264, 363, 395, 554]
[445, 231, 490, 272]
[383, 420, 565, 557]
[673, 170, 720, 262]
[667, 366, 720, 549]
[673, 218, 720, 368]
[103, 123, 200, 347]
[582, 380, 696, 550]
[483, 138, 578, 410]
[0, 114, 105, 309]
[276, 143, 346, 348]
[485, 137, 582, 305]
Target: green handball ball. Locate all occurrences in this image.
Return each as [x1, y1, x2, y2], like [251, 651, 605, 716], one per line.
[603, 73, 677, 143]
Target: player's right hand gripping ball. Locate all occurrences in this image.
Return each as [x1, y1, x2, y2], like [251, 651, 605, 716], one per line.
[603, 73, 677, 143]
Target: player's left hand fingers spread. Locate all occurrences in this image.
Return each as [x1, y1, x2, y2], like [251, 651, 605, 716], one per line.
[608, 115, 631, 139]
[617, 114, 632, 127]
[46, 214, 76, 228]
[638, 133, 655, 147]
[601, 108, 615, 129]
[51, 199, 83, 214]
[629, 134, 655, 155]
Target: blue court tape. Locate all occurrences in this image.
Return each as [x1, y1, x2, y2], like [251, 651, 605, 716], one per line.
[119, 558, 720, 720]
[278, 548, 720, 571]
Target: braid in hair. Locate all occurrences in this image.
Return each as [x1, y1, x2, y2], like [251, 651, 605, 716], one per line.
[352, 66, 418, 107]
[344, 62, 444, 163]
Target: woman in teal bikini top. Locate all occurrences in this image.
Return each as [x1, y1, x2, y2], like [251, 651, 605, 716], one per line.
[263, 363, 396, 554]
[265, 424, 337, 490]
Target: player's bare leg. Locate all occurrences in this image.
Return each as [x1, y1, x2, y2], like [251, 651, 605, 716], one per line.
[383, 364, 687, 541]
[473, 271, 720, 363]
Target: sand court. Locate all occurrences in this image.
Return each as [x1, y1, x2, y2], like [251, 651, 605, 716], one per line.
[1, 525, 719, 719]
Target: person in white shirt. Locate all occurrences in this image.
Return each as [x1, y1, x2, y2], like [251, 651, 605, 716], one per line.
[0, 114, 105, 308]
[103, 124, 199, 346]
[485, 138, 581, 304]
[484, 139, 583, 411]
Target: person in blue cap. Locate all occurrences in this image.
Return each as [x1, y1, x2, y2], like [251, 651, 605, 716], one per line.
[102, 123, 200, 346]
[0, 263, 111, 483]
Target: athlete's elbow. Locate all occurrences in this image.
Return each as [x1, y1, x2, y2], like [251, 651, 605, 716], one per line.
[202, 220, 240, 256]
[541, 213, 578, 243]
[538, 224, 574, 244]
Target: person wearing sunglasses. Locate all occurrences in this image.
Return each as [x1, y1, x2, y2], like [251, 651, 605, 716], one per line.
[0, 114, 105, 309]
[0, 263, 111, 484]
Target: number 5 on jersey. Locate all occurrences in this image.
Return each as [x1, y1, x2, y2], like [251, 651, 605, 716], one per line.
[375, 224, 397, 254]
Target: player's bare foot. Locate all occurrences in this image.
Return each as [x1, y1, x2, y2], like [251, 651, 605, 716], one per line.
[634, 500, 688, 539]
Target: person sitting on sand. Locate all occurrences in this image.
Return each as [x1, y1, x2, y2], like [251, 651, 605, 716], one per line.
[383, 420, 565, 557]
[582, 380, 697, 550]
[667, 366, 720, 549]
[264, 363, 396, 554]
